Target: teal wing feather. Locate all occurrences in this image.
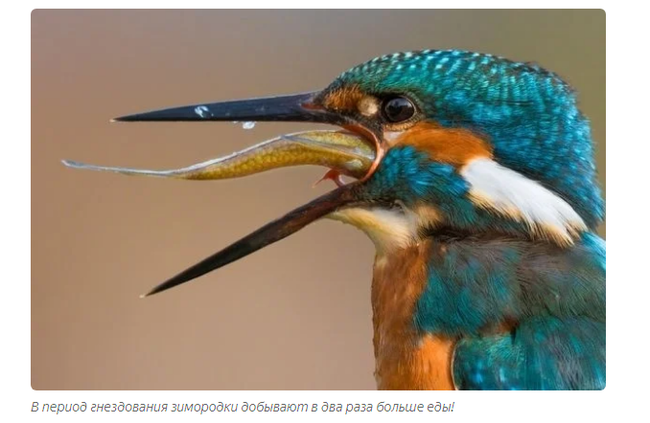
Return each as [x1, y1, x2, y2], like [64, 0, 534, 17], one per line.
[453, 316, 605, 390]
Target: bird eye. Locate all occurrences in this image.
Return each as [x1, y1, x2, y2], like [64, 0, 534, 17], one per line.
[382, 96, 415, 123]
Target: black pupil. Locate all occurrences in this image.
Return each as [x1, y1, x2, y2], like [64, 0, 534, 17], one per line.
[383, 97, 414, 122]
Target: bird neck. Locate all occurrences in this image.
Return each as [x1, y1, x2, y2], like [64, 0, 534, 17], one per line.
[371, 239, 455, 390]
[370, 232, 605, 390]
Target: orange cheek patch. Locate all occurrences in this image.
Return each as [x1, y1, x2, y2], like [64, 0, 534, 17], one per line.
[394, 122, 493, 167]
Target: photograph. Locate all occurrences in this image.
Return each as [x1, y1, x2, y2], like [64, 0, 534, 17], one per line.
[32, 9, 605, 391]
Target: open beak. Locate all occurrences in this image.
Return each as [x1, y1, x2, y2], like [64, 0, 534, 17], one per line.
[63, 91, 376, 296]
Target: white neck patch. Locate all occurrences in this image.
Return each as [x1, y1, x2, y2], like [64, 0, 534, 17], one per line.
[461, 158, 587, 246]
[327, 207, 419, 254]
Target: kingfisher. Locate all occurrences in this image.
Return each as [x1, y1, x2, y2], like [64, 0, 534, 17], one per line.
[64, 49, 605, 390]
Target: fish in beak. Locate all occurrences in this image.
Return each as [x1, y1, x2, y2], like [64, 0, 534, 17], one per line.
[63, 91, 378, 296]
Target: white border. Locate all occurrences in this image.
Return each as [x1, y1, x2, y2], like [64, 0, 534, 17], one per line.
[3, 2, 641, 421]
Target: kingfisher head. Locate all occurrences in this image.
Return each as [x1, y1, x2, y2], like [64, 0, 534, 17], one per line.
[64, 49, 604, 295]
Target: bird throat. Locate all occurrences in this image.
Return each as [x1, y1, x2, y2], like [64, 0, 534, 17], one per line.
[327, 205, 457, 388]
[371, 239, 456, 390]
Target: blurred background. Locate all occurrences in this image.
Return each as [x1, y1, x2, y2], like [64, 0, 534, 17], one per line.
[32, 10, 605, 389]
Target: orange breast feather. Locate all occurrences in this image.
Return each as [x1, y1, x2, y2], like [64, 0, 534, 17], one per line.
[371, 241, 456, 390]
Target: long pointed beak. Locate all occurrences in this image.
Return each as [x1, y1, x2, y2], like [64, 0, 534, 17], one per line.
[64, 91, 378, 296]
[113, 91, 342, 124]
[142, 185, 360, 297]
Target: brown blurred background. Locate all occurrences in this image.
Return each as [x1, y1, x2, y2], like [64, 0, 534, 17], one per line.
[32, 10, 605, 389]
